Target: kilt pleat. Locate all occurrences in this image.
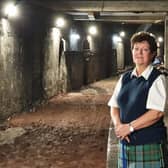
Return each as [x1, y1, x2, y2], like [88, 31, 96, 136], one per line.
[118, 142, 165, 168]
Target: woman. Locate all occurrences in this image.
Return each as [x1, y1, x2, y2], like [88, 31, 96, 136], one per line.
[108, 32, 167, 167]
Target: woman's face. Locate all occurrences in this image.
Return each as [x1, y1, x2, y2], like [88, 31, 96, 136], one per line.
[132, 40, 154, 66]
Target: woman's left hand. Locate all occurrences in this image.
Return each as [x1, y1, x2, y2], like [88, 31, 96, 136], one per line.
[115, 123, 130, 141]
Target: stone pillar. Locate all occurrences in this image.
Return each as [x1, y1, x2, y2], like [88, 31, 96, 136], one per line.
[164, 16, 168, 114]
[43, 27, 61, 97]
[164, 15, 168, 68]
[106, 122, 118, 168]
[113, 36, 125, 71]
[116, 41, 124, 70]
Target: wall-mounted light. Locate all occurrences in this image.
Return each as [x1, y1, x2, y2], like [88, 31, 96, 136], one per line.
[55, 17, 65, 28]
[4, 2, 18, 18]
[88, 26, 97, 35]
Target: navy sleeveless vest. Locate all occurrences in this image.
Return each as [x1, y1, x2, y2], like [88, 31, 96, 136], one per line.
[117, 68, 167, 145]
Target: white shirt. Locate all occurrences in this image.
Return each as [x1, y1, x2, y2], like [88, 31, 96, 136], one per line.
[108, 65, 167, 112]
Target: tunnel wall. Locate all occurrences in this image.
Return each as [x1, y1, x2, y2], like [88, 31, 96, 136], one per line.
[0, 5, 51, 120]
[0, 19, 30, 119]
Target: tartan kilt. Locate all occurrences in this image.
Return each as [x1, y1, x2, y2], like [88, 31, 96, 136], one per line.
[118, 142, 167, 168]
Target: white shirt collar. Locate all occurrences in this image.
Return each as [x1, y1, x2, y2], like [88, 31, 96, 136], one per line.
[131, 64, 153, 80]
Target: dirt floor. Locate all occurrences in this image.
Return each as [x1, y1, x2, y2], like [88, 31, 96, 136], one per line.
[0, 77, 118, 168]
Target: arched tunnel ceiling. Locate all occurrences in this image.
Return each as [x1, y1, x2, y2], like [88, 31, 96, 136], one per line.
[26, 0, 168, 23]
[1, 0, 168, 23]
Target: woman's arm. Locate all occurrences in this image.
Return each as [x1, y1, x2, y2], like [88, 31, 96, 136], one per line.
[110, 107, 121, 127]
[115, 109, 164, 141]
[110, 107, 130, 142]
[130, 109, 164, 130]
